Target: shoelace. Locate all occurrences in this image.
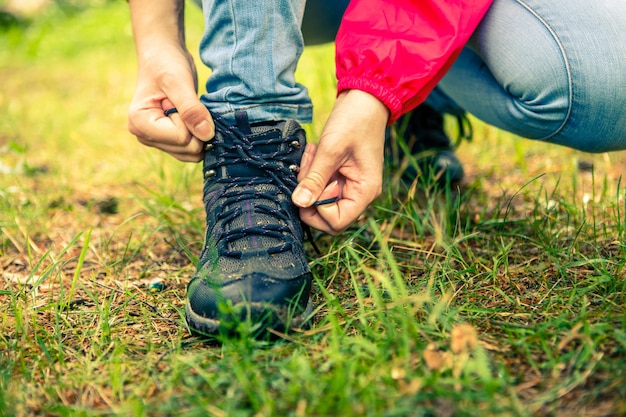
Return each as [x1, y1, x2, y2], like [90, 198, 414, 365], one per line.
[208, 114, 301, 258]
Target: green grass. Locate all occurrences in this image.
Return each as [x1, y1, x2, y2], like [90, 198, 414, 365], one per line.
[1, 1, 625, 416]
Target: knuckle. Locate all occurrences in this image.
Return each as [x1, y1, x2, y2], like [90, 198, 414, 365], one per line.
[175, 130, 193, 146]
[328, 221, 349, 236]
[326, 228, 343, 237]
[176, 100, 207, 124]
[303, 171, 328, 191]
[128, 123, 139, 137]
[187, 139, 204, 154]
[128, 122, 144, 138]
[127, 114, 140, 136]
[175, 153, 202, 163]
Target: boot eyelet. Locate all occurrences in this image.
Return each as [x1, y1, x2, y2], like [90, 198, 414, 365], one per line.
[289, 164, 300, 173]
[289, 140, 302, 149]
[204, 143, 214, 151]
[204, 169, 216, 179]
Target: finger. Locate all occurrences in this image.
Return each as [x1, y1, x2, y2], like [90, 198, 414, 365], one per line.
[292, 143, 343, 208]
[299, 180, 352, 235]
[313, 179, 341, 206]
[299, 204, 353, 236]
[299, 207, 337, 235]
[298, 143, 343, 204]
[161, 98, 175, 112]
[129, 106, 194, 147]
[301, 176, 378, 234]
[164, 88, 215, 141]
[163, 151, 204, 163]
[297, 142, 317, 182]
[315, 194, 360, 232]
[137, 134, 206, 156]
[140, 146, 204, 163]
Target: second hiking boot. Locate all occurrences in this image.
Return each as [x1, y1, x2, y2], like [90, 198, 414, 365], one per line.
[388, 103, 466, 186]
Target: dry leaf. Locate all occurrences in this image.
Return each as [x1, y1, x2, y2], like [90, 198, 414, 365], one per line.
[450, 324, 478, 354]
[423, 343, 453, 371]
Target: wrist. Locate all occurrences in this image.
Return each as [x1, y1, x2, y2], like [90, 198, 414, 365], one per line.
[336, 89, 390, 125]
[135, 42, 190, 67]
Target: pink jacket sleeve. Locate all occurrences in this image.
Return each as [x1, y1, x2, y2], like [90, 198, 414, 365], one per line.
[335, 0, 493, 123]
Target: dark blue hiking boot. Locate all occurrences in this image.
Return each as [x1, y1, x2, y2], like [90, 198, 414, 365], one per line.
[185, 111, 312, 336]
[387, 104, 467, 187]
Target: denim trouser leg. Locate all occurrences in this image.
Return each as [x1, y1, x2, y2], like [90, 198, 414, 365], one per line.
[199, 0, 311, 124]
[439, 0, 626, 152]
[197, 0, 348, 124]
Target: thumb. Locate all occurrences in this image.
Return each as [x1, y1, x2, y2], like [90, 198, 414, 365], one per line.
[292, 145, 341, 208]
[165, 88, 214, 141]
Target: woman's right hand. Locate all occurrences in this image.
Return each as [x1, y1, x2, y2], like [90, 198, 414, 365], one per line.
[127, 46, 214, 162]
[127, 0, 214, 162]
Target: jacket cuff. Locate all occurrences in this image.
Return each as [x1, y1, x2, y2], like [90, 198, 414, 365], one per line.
[337, 77, 403, 124]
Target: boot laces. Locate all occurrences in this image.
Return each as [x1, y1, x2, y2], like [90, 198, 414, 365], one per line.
[208, 114, 301, 258]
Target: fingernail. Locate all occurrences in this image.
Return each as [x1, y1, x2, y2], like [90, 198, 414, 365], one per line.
[324, 180, 339, 193]
[292, 187, 314, 207]
[194, 120, 213, 140]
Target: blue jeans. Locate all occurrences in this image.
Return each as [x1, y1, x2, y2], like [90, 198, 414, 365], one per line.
[199, 0, 308, 123]
[199, 0, 626, 152]
[198, 0, 346, 124]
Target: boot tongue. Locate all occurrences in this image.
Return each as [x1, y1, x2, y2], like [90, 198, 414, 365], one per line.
[235, 110, 253, 134]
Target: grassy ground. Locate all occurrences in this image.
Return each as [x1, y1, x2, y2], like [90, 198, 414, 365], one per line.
[1, 1, 625, 416]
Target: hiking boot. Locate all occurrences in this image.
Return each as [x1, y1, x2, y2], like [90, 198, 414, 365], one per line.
[387, 104, 466, 186]
[185, 111, 312, 336]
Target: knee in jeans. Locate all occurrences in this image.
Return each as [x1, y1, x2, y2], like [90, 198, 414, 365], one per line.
[508, 85, 571, 142]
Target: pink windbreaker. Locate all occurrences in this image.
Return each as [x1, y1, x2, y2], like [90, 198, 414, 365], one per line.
[335, 0, 493, 123]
